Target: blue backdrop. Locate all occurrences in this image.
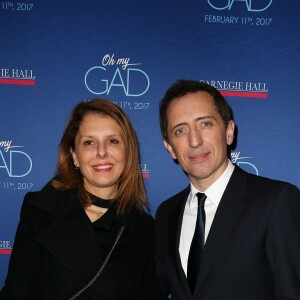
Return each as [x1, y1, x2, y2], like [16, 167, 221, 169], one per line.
[1, 0, 299, 286]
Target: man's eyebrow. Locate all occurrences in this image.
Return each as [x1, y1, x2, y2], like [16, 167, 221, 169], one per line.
[194, 115, 216, 122]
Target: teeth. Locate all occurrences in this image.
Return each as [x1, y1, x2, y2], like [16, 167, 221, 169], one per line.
[94, 165, 112, 170]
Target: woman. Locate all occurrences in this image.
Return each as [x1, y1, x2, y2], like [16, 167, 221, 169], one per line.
[0, 99, 163, 300]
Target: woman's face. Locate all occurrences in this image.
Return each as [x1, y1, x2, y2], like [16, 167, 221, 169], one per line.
[71, 113, 126, 199]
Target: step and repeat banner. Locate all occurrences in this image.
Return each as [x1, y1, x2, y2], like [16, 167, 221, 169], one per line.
[1, 0, 299, 286]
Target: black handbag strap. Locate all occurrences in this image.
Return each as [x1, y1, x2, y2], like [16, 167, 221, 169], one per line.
[68, 225, 125, 300]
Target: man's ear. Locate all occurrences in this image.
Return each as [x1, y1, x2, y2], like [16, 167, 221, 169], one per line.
[163, 140, 177, 160]
[226, 120, 235, 146]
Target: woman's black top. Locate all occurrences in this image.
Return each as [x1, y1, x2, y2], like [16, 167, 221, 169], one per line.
[0, 183, 164, 300]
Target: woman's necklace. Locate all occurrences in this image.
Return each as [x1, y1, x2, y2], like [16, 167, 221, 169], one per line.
[93, 207, 107, 216]
[85, 194, 112, 221]
[85, 206, 108, 221]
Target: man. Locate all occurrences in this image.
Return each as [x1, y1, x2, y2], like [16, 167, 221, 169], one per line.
[155, 80, 300, 300]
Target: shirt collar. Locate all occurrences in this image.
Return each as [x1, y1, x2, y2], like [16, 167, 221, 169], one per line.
[189, 160, 235, 207]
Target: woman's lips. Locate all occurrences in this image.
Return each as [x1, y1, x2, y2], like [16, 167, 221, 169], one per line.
[92, 163, 113, 172]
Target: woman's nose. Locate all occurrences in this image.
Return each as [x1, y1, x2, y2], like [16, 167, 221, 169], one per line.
[96, 143, 108, 158]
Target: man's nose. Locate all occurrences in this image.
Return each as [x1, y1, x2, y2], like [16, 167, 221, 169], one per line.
[189, 128, 203, 148]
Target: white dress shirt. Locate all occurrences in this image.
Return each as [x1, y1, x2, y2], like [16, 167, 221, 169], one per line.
[179, 160, 235, 276]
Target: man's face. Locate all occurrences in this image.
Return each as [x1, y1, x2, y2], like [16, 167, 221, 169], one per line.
[163, 91, 234, 191]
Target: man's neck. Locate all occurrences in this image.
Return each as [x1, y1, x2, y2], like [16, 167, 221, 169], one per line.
[190, 159, 231, 192]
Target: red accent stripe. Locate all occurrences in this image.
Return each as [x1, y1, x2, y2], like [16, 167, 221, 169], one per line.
[142, 173, 149, 179]
[0, 250, 12, 255]
[0, 78, 36, 86]
[220, 91, 268, 98]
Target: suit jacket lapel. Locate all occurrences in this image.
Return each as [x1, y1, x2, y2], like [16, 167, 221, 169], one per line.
[194, 166, 248, 296]
[28, 186, 108, 280]
[168, 186, 193, 299]
[36, 205, 98, 279]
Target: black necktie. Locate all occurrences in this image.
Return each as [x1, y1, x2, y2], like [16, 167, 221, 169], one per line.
[187, 192, 207, 293]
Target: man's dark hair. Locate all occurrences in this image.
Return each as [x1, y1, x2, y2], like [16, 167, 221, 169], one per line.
[159, 80, 233, 141]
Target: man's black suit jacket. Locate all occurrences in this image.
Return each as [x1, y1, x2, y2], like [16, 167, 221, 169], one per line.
[155, 166, 300, 300]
